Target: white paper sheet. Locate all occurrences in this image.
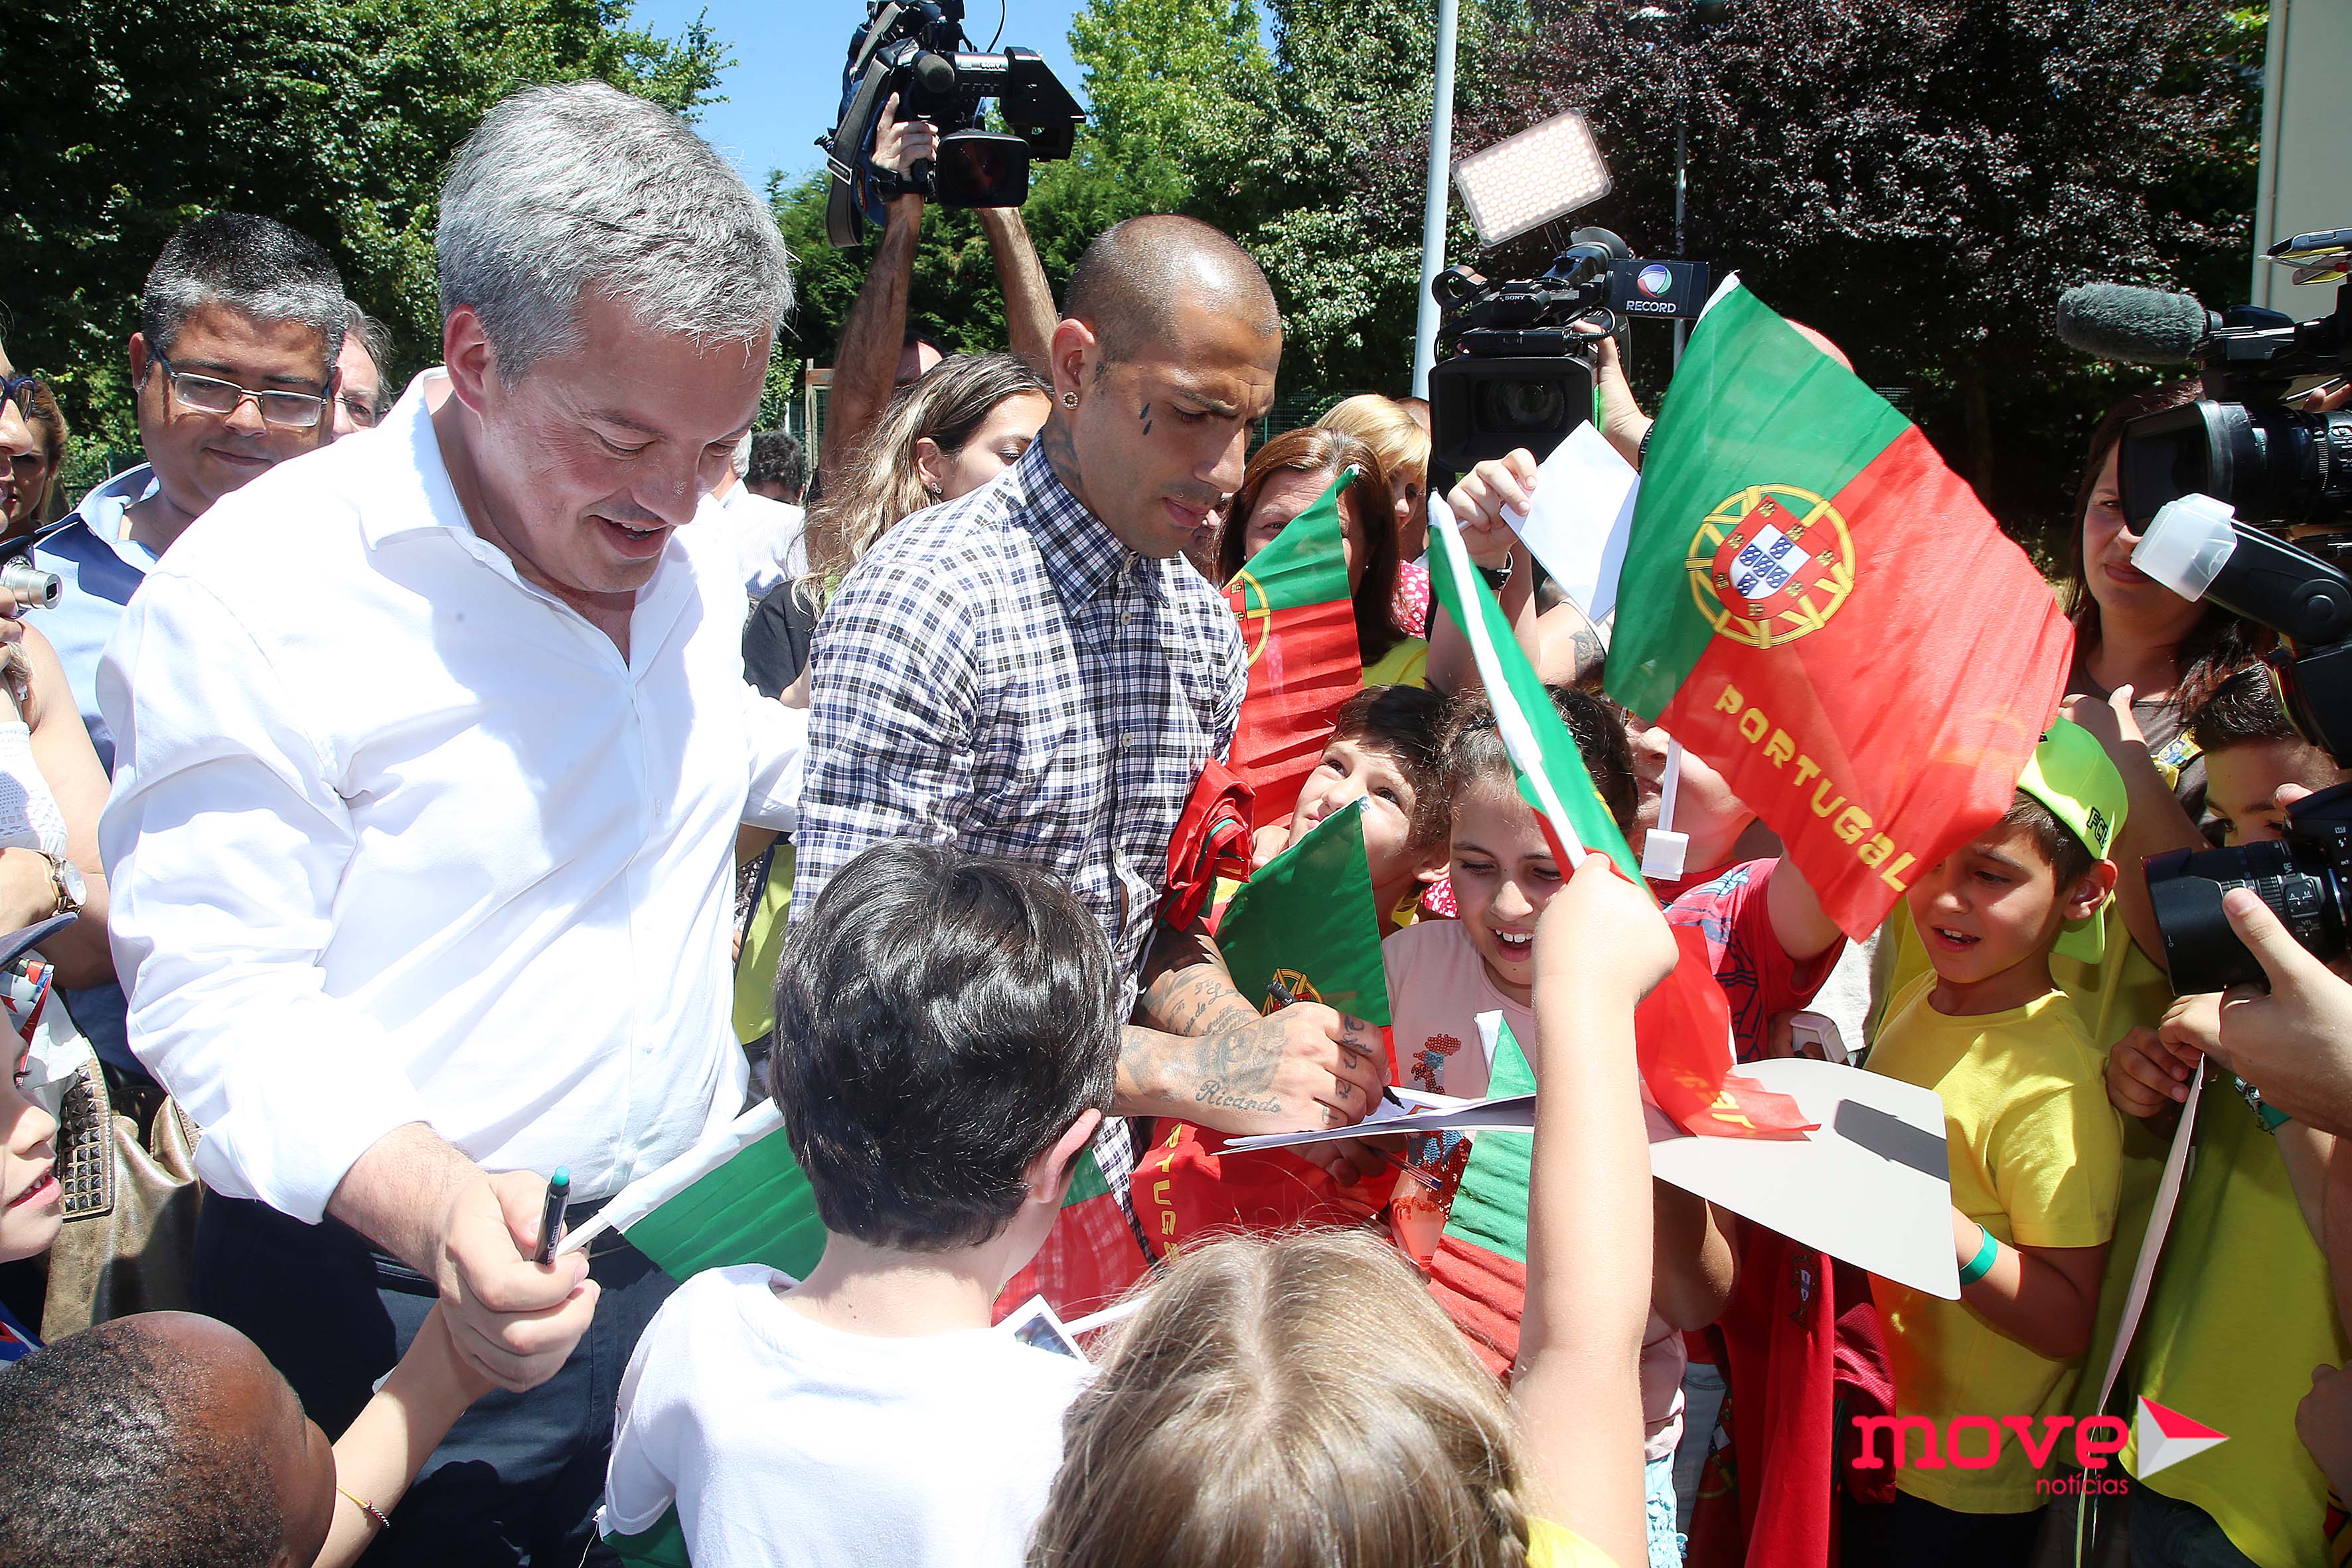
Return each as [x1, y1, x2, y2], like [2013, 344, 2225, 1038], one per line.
[1505, 422, 1640, 622]
[2095, 1069, 2206, 1411]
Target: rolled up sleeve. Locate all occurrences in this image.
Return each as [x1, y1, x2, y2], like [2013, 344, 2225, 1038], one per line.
[99, 575, 428, 1221]
[787, 559, 979, 925]
[741, 685, 806, 832]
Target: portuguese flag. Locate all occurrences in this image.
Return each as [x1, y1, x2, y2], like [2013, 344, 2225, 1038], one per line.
[1226, 468, 1364, 832]
[1428, 507, 1812, 1141]
[568, 1101, 1145, 1320]
[1427, 1014, 1541, 1375]
[1138, 801, 1397, 1257]
[1604, 279, 2073, 938]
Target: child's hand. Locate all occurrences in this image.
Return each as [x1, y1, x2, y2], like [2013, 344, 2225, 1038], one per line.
[2106, 1025, 2197, 1116]
[1534, 851, 1678, 1004]
[2298, 1364, 2352, 1499]
[414, 1301, 501, 1405]
[1443, 451, 1538, 569]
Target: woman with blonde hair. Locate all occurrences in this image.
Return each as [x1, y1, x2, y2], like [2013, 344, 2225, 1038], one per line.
[742, 352, 1050, 699]
[1318, 393, 1434, 635]
[1030, 852, 1673, 1568]
[1214, 425, 1425, 688]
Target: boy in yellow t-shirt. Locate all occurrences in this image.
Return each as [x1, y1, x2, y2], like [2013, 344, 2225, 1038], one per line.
[1852, 720, 2128, 1563]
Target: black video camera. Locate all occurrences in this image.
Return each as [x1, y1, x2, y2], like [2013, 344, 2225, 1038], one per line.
[1427, 228, 1709, 475]
[821, 1, 1085, 248]
[2145, 781, 2352, 994]
[2057, 229, 2352, 528]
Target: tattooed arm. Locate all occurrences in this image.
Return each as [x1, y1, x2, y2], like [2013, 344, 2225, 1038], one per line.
[1113, 912, 1387, 1132]
[1535, 597, 1611, 687]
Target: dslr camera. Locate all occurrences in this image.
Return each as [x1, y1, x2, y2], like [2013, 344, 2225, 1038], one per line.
[821, 1, 1085, 248]
[1427, 228, 1708, 476]
[2058, 228, 2352, 991]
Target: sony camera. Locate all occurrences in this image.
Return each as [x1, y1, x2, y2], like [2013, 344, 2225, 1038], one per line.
[821, 1, 1085, 248]
[1427, 228, 1709, 475]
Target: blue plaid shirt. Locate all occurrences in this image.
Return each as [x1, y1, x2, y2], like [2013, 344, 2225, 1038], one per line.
[795, 443, 1247, 992]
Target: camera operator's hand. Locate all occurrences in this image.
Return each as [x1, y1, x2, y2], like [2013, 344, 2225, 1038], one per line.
[2297, 1364, 2352, 1500]
[1569, 325, 1652, 469]
[871, 94, 939, 191]
[1445, 451, 1538, 570]
[2206, 888, 2352, 1138]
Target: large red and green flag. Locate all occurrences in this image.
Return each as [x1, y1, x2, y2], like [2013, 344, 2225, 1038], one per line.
[1226, 468, 1364, 832]
[563, 1102, 1145, 1320]
[1427, 507, 1811, 1140]
[1604, 279, 2074, 938]
[1137, 802, 1396, 1255]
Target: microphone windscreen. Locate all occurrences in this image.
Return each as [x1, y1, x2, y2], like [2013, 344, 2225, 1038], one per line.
[2055, 283, 2211, 364]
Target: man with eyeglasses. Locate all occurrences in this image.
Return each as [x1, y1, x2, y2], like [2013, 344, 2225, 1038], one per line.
[37, 212, 347, 778]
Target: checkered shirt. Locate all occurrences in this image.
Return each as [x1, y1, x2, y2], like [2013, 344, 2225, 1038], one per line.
[795, 444, 1248, 1194]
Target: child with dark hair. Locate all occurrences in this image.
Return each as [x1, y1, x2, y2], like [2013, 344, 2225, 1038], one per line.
[0, 1305, 495, 1568]
[1385, 685, 1729, 1568]
[1852, 721, 2128, 1561]
[602, 840, 1123, 1568]
[1249, 682, 1452, 931]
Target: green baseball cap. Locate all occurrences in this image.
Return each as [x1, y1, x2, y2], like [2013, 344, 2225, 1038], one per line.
[2015, 716, 2129, 964]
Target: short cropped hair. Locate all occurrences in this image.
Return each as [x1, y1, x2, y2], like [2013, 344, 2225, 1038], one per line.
[139, 212, 348, 378]
[2187, 666, 2298, 754]
[1332, 685, 1450, 849]
[747, 430, 805, 496]
[0, 1320, 281, 1567]
[437, 80, 793, 382]
[2000, 791, 2098, 892]
[1064, 214, 1277, 365]
[769, 841, 1121, 1252]
[1441, 686, 1638, 833]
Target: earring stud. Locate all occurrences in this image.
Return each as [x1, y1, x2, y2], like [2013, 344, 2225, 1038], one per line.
[1061, 390, 1079, 408]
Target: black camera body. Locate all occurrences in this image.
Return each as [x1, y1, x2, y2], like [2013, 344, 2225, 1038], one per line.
[822, 1, 1084, 248]
[1427, 230, 1708, 475]
[2114, 281, 2352, 530]
[2146, 781, 2352, 994]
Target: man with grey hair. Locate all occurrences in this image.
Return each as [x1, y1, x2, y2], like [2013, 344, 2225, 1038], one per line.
[39, 210, 348, 777]
[98, 80, 802, 1563]
[708, 428, 807, 599]
[329, 301, 395, 437]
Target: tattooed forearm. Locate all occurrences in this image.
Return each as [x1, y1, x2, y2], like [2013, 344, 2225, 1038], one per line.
[1142, 961, 1260, 1039]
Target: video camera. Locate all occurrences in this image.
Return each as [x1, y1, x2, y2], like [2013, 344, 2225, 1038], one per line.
[821, 1, 1085, 249]
[1427, 228, 1709, 475]
[2057, 228, 2352, 992]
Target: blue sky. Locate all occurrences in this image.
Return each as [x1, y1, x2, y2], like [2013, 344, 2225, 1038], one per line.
[630, 1, 1095, 189]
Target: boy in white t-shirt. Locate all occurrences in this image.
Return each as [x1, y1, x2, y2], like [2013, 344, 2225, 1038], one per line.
[601, 841, 1123, 1568]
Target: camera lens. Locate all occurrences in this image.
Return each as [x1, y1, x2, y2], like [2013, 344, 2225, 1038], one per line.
[2146, 830, 2352, 994]
[1475, 376, 1570, 435]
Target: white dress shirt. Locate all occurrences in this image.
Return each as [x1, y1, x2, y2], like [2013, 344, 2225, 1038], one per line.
[98, 372, 806, 1223]
[713, 483, 807, 599]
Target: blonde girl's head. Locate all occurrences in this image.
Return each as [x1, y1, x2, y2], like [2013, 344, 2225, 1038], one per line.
[1028, 1229, 1535, 1568]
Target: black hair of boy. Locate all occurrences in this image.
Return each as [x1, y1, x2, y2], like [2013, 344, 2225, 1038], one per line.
[2187, 666, 2298, 753]
[1999, 791, 2097, 892]
[769, 840, 1122, 1252]
[1332, 682, 1450, 848]
[1440, 685, 1639, 831]
[0, 1319, 281, 1568]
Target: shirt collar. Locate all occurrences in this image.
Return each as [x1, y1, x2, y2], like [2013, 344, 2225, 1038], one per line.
[356, 368, 478, 552]
[1010, 442, 1163, 607]
[68, 464, 163, 570]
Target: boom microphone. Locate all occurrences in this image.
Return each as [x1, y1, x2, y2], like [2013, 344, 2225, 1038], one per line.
[2056, 283, 2223, 364]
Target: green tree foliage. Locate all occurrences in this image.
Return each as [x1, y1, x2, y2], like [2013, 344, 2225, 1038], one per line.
[0, 0, 726, 450]
[1450, 0, 2268, 540]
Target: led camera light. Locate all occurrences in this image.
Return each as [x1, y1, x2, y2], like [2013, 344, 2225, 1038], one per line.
[1451, 110, 1614, 248]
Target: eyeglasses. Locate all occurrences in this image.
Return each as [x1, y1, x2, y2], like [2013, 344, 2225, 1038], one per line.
[0, 376, 40, 420]
[149, 352, 328, 430]
[338, 393, 381, 430]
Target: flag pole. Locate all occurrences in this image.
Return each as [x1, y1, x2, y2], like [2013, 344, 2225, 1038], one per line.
[1411, 0, 1460, 398]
